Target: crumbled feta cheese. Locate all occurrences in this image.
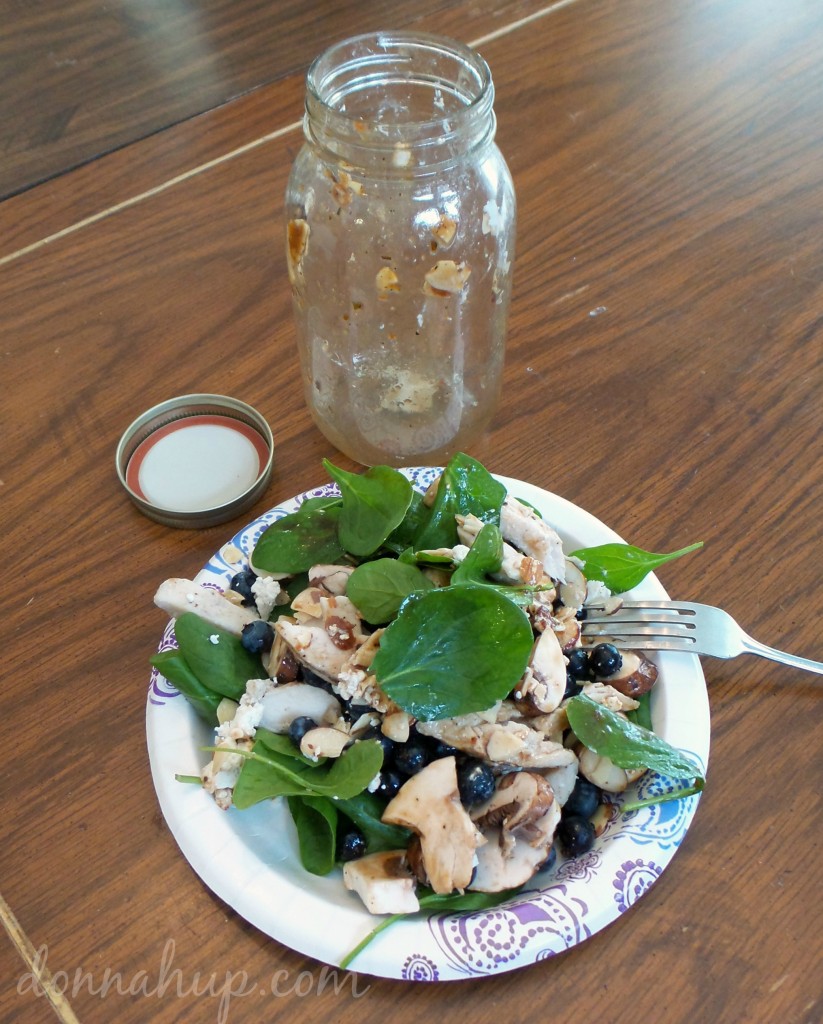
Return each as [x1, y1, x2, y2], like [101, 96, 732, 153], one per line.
[209, 634, 220, 645]
[585, 579, 612, 604]
[367, 773, 382, 794]
[232, 699, 264, 737]
[251, 576, 281, 620]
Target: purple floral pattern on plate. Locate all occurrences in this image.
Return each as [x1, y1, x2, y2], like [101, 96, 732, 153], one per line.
[613, 860, 663, 913]
[429, 887, 591, 976]
[402, 954, 439, 981]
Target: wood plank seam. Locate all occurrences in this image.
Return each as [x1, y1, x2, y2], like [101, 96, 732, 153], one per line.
[0, 0, 585, 271]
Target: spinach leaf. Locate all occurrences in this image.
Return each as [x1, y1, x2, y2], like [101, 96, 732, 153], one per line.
[253, 497, 345, 573]
[566, 694, 702, 779]
[339, 885, 521, 969]
[324, 461, 413, 557]
[372, 585, 533, 720]
[231, 733, 323, 809]
[287, 796, 338, 875]
[346, 558, 434, 623]
[229, 734, 384, 809]
[255, 727, 321, 761]
[568, 541, 703, 593]
[626, 690, 653, 730]
[150, 648, 222, 724]
[173, 613, 262, 701]
[622, 778, 705, 813]
[336, 793, 412, 853]
[412, 453, 506, 550]
[416, 887, 521, 912]
[385, 489, 429, 553]
[451, 523, 504, 585]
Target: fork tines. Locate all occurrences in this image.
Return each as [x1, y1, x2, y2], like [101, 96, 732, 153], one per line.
[581, 601, 698, 646]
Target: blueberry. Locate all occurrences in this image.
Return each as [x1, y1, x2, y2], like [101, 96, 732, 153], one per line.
[359, 726, 396, 764]
[457, 760, 496, 807]
[563, 672, 582, 700]
[240, 619, 274, 655]
[430, 740, 460, 759]
[338, 830, 367, 862]
[394, 738, 432, 777]
[288, 716, 317, 747]
[575, 607, 588, 621]
[589, 642, 623, 678]
[229, 569, 257, 606]
[344, 702, 373, 725]
[563, 778, 601, 820]
[557, 815, 596, 857]
[539, 845, 558, 874]
[375, 770, 403, 800]
[567, 648, 592, 680]
[301, 667, 336, 694]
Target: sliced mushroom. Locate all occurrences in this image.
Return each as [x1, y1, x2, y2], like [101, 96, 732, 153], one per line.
[472, 772, 555, 843]
[599, 651, 658, 698]
[343, 850, 420, 915]
[578, 746, 645, 793]
[308, 564, 355, 595]
[257, 682, 341, 733]
[154, 579, 258, 635]
[558, 560, 587, 611]
[552, 606, 581, 651]
[382, 757, 485, 894]
[469, 773, 561, 893]
[512, 627, 567, 714]
[539, 759, 579, 807]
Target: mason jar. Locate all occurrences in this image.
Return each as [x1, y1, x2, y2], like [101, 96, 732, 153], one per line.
[285, 32, 516, 466]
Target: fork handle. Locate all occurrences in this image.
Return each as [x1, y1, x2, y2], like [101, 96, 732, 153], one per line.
[741, 634, 823, 675]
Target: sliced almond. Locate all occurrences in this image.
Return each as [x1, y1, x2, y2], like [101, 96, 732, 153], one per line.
[375, 267, 400, 293]
[431, 215, 457, 247]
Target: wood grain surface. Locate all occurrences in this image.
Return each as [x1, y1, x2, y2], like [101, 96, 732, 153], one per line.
[1, 0, 821, 1022]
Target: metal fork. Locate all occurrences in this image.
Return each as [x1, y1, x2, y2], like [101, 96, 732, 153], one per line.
[581, 600, 823, 675]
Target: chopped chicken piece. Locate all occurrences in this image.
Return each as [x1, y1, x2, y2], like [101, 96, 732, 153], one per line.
[456, 513, 546, 586]
[343, 851, 420, 914]
[154, 578, 258, 635]
[499, 498, 567, 582]
[581, 682, 640, 713]
[417, 713, 576, 769]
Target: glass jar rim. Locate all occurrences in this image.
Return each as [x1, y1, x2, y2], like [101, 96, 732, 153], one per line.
[303, 31, 496, 169]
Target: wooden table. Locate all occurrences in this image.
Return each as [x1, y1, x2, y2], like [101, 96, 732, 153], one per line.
[2, 0, 821, 1020]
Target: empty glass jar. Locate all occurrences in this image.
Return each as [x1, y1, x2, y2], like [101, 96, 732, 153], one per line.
[285, 32, 516, 466]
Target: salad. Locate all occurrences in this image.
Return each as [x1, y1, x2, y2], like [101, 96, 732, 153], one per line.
[152, 454, 704, 941]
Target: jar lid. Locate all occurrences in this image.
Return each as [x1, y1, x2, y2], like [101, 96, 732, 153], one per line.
[115, 394, 274, 528]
